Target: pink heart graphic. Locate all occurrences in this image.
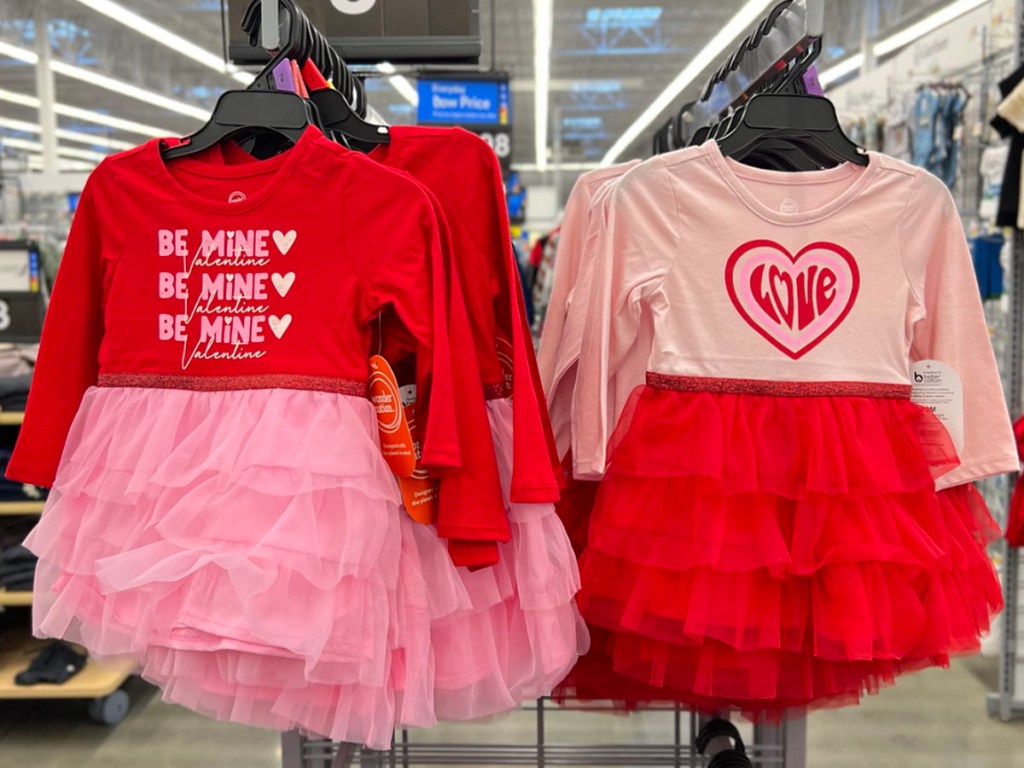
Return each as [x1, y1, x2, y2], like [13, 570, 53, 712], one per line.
[725, 240, 859, 360]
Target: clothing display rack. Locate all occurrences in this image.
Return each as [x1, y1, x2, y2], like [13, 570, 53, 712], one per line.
[990, 0, 1024, 722]
[282, 704, 805, 768]
[272, 2, 824, 765]
[651, 0, 824, 153]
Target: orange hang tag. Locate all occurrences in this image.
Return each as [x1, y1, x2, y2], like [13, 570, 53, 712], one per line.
[397, 396, 439, 526]
[369, 355, 416, 478]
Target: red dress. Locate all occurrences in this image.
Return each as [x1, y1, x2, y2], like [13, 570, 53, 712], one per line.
[551, 142, 1015, 714]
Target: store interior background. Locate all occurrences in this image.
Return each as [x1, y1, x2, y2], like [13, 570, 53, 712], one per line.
[2, 0, 1024, 765]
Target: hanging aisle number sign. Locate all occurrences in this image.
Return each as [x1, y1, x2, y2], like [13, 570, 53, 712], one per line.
[475, 129, 513, 170]
[331, 0, 379, 12]
[416, 74, 513, 174]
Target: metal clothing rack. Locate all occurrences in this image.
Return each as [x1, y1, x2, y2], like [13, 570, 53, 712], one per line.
[281, 702, 806, 768]
[989, 0, 1024, 722]
[275, 1, 815, 765]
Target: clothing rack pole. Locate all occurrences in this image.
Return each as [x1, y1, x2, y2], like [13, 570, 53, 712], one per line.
[990, 0, 1024, 722]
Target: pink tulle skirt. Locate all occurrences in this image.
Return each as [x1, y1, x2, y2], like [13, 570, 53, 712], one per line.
[27, 387, 584, 749]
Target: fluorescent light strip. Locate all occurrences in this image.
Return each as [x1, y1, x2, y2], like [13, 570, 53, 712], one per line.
[602, 0, 777, 165]
[1, 135, 108, 162]
[820, 0, 989, 87]
[27, 157, 98, 172]
[874, 0, 988, 55]
[377, 62, 419, 106]
[0, 40, 208, 121]
[0, 116, 134, 150]
[50, 61, 209, 120]
[512, 161, 604, 172]
[0, 40, 38, 64]
[533, 0, 553, 171]
[0, 87, 170, 138]
[56, 103, 169, 138]
[71, 0, 253, 85]
[818, 53, 865, 87]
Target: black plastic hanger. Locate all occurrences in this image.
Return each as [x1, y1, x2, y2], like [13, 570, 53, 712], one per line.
[309, 88, 389, 148]
[161, 90, 315, 160]
[716, 94, 868, 169]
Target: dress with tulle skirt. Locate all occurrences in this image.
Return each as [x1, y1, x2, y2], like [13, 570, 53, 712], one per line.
[27, 388, 585, 749]
[555, 377, 1002, 716]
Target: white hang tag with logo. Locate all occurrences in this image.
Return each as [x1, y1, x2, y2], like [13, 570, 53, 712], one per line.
[910, 360, 964, 454]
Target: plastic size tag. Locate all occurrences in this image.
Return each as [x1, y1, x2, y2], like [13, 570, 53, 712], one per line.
[910, 360, 965, 454]
[369, 355, 416, 478]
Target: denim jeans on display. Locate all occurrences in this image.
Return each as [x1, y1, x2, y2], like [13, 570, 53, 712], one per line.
[937, 92, 966, 188]
[913, 88, 940, 168]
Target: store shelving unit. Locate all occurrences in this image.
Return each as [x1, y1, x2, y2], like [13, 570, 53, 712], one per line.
[0, 501, 45, 516]
[0, 630, 133, 723]
[989, 0, 1024, 724]
[0, 410, 133, 724]
[0, 589, 33, 607]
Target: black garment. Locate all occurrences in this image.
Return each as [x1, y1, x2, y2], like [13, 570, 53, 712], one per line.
[993, 65, 1024, 229]
[0, 448, 47, 501]
[0, 373, 31, 411]
[15, 641, 87, 686]
[0, 544, 36, 590]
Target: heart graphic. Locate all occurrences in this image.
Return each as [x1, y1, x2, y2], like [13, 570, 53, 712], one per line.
[272, 272, 296, 297]
[725, 239, 859, 360]
[273, 230, 297, 255]
[269, 314, 293, 339]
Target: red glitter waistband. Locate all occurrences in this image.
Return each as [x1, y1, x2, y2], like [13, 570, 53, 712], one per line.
[645, 373, 912, 399]
[98, 373, 370, 397]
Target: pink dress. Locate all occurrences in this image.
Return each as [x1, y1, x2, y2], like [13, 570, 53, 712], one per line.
[553, 142, 1015, 714]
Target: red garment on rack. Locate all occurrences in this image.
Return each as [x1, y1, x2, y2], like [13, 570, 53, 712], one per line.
[1005, 416, 1024, 546]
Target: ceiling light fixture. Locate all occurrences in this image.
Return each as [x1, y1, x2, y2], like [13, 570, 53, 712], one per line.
[818, 53, 865, 87]
[0, 40, 208, 121]
[0, 87, 170, 138]
[533, 0, 553, 171]
[27, 156, 98, 172]
[71, 0, 254, 84]
[0, 40, 38, 65]
[377, 62, 419, 106]
[50, 61, 210, 120]
[820, 0, 988, 87]
[0, 135, 108, 162]
[0, 116, 134, 150]
[873, 0, 987, 56]
[512, 161, 604, 173]
[602, 0, 777, 165]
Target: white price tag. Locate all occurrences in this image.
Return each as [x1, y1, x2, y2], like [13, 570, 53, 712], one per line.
[910, 360, 964, 453]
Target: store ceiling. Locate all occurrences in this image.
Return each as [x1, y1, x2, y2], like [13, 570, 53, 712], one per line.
[0, 0, 958, 176]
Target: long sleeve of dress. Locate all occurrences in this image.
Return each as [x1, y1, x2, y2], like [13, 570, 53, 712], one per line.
[474, 139, 562, 501]
[356, 185, 460, 471]
[433, 202, 510, 564]
[536, 176, 593, 394]
[902, 171, 1019, 488]
[8, 164, 122, 487]
[572, 160, 679, 478]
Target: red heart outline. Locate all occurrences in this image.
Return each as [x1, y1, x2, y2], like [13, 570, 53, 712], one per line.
[725, 239, 860, 360]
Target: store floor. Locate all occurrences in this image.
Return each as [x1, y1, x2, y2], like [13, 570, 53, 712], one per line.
[1, 656, 1023, 768]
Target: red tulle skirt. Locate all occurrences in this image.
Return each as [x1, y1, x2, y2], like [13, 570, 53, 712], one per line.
[556, 383, 1002, 715]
